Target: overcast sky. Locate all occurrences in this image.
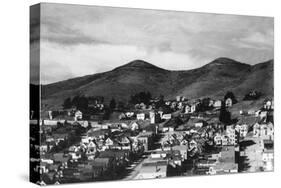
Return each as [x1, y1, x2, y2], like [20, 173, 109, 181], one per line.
[31, 3, 274, 84]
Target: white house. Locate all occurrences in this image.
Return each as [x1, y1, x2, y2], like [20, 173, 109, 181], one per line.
[213, 100, 222, 109]
[264, 99, 273, 110]
[74, 110, 83, 121]
[235, 124, 248, 138]
[214, 127, 237, 146]
[214, 134, 222, 145]
[162, 114, 172, 120]
[194, 121, 204, 128]
[190, 104, 197, 113]
[184, 105, 191, 114]
[149, 111, 155, 124]
[225, 98, 232, 107]
[137, 113, 145, 120]
[253, 122, 274, 140]
[188, 140, 198, 151]
[162, 126, 174, 132]
[130, 121, 140, 131]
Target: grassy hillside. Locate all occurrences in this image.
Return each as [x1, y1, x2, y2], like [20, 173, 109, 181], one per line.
[41, 58, 273, 111]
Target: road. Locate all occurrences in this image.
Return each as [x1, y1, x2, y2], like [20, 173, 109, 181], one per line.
[123, 154, 148, 180]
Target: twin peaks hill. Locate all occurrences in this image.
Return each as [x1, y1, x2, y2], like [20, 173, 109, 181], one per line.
[41, 58, 273, 110]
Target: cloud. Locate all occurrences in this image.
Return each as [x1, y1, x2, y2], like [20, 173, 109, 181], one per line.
[40, 40, 208, 83]
[38, 3, 274, 83]
[235, 30, 273, 49]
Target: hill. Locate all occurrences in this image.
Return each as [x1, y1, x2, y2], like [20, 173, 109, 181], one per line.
[41, 58, 273, 110]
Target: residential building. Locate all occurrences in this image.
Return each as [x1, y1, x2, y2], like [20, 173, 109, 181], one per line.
[225, 98, 232, 107]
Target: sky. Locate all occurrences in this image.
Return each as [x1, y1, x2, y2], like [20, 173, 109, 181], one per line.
[30, 3, 274, 84]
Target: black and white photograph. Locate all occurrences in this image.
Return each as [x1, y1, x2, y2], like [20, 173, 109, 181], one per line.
[30, 2, 274, 186]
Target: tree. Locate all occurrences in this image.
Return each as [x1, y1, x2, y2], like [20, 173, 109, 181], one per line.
[224, 91, 238, 104]
[62, 97, 72, 109]
[155, 94, 165, 109]
[76, 95, 88, 111]
[109, 98, 116, 110]
[129, 91, 152, 105]
[219, 101, 231, 125]
[72, 95, 80, 108]
[117, 101, 125, 110]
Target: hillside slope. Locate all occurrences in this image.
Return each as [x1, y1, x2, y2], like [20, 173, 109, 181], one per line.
[41, 58, 273, 110]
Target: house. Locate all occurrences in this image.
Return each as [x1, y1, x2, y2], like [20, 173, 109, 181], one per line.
[168, 150, 183, 166]
[188, 140, 198, 151]
[129, 121, 140, 131]
[130, 137, 144, 153]
[115, 136, 132, 150]
[253, 122, 274, 140]
[40, 144, 49, 154]
[225, 98, 232, 107]
[214, 126, 238, 146]
[170, 101, 177, 109]
[137, 132, 154, 151]
[162, 114, 172, 120]
[209, 99, 214, 107]
[154, 112, 161, 123]
[74, 110, 83, 121]
[226, 126, 238, 145]
[255, 110, 261, 117]
[86, 140, 98, 156]
[194, 120, 206, 128]
[259, 111, 268, 120]
[149, 111, 155, 124]
[213, 100, 222, 109]
[161, 134, 180, 149]
[264, 99, 273, 110]
[214, 134, 222, 145]
[172, 145, 189, 160]
[69, 152, 81, 161]
[35, 162, 49, 174]
[184, 104, 191, 114]
[235, 124, 248, 138]
[137, 113, 145, 120]
[177, 102, 184, 110]
[158, 111, 164, 118]
[162, 126, 174, 132]
[104, 138, 115, 148]
[125, 112, 135, 118]
[68, 145, 79, 153]
[190, 103, 197, 113]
